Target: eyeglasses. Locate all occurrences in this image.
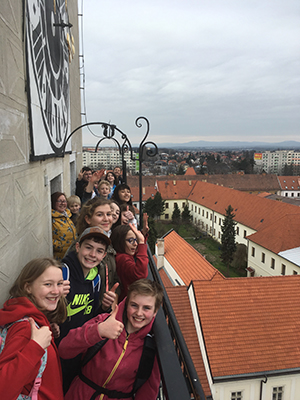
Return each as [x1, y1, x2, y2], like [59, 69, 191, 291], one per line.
[126, 238, 138, 244]
[56, 200, 67, 204]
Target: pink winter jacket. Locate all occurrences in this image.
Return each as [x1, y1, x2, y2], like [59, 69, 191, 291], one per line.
[59, 298, 160, 400]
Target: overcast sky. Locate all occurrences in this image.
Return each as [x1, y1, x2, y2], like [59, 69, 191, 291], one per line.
[80, 0, 300, 146]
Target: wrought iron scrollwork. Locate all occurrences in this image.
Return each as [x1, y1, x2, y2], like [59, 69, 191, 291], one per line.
[62, 117, 157, 226]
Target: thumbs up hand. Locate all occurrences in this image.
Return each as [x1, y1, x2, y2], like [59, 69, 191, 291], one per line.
[29, 317, 52, 350]
[102, 282, 119, 311]
[97, 305, 124, 340]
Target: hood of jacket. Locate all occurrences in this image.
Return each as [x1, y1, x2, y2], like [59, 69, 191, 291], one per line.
[62, 251, 85, 282]
[52, 208, 72, 219]
[0, 297, 50, 328]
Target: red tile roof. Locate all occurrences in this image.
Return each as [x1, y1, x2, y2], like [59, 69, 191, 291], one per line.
[157, 180, 197, 200]
[130, 186, 157, 202]
[159, 268, 173, 288]
[188, 180, 300, 231]
[247, 213, 300, 253]
[163, 230, 224, 285]
[278, 176, 300, 190]
[185, 167, 196, 176]
[166, 286, 212, 398]
[192, 275, 300, 377]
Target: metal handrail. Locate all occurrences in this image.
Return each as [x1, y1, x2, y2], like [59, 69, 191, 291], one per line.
[147, 246, 207, 400]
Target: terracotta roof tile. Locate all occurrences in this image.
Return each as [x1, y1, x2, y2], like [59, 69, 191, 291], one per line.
[192, 275, 300, 377]
[247, 213, 300, 253]
[278, 176, 300, 190]
[164, 230, 224, 285]
[157, 180, 197, 201]
[188, 180, 300, 231]
[159, 268, 173, 288]
[130, 186, 157, 202]
[166, 286, 212, 398]
[185, 167, 197, 176]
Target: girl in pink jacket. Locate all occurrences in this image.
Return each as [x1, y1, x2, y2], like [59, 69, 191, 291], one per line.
[59, 279, 163, 400]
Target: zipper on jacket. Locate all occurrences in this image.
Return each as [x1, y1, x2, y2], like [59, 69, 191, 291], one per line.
[99, 333, 129, 400]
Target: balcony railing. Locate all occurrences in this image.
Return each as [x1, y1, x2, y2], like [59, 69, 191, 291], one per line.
[147, 246, 207, 400]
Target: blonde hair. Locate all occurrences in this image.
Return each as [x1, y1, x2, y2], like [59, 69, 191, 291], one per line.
[9, 258, 67, 324]
[67, 195, 81, 207]
[98, 180, 110, 190]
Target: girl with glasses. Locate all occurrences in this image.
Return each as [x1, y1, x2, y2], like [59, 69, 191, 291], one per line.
[110, 224, 148, 301]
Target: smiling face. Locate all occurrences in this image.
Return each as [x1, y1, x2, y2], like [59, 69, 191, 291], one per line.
[126, 293, 157, 334]
[85, 204, 113, 232]
[69, 203, 80, 215]
[118, 188, 131, 203]
[124, 230, 138, 256]
[76, 239, 107, 277]
[110, 202, 120, 224]
[113, 167, 121, 178]
[106, 173, 115, 185]
[25, 266, 64, 312]
[55, 195, 67, 213]
[98, 183, 110, 199]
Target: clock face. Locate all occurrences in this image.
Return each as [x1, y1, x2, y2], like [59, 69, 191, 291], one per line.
[26, 0, 71, 157]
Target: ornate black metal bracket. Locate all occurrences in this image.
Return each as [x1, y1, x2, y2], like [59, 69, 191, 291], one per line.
[62, 117, 158, 225]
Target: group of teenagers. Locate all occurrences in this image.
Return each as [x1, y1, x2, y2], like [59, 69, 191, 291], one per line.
[0, 166, 163, 400]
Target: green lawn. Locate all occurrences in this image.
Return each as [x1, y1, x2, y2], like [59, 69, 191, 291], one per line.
[154, 221, 246, 278]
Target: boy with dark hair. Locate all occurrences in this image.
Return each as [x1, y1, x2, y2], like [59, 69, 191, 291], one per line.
[58, 226, 119, 393]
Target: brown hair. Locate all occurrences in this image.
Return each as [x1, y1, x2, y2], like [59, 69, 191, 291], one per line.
[76, 197, 112, 236]
[51, 192, 66, 210]
[110, 224, 132, 254]
[126, 279, 163, 312]
[9, 258, 67, 324]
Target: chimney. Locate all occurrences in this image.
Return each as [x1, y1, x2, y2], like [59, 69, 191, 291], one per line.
[143, 187, 145, 195]
[156, 238, 165, 270]
[189, 180, 191, 186]
[173, 180, 176, 185]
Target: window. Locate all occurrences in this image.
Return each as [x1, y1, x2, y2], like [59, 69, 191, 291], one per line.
[218, 232, 221, 239]
[191, 204, 193, 211]
[165, 203, 169, 209]
[206, 211, 208, 219]
[182, 202, 185, 208]
[195, 206, 197, 213]
[214, 216, 217, 223]
[231, 392, 242, 400]
[272, 387, 283, 400]
[219, 218, 222, 225]
[281, 264, 286, 275]
[198, 208, 200, 214]
[174, 202, 178, 208]
[293, 270, 298, 275]
[244, 230, 247, 238]
[165, 214, 169, 220]
[210, 213, 212, 220]
[236, 227, 239, 235]
[251, 247, 255, 257]
[261, 253, 265, 263]
[202, 210, 204, 216]
[271, 258, 275, 269]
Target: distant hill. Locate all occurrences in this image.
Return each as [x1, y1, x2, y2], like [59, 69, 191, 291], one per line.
[156, 140, 300, 151]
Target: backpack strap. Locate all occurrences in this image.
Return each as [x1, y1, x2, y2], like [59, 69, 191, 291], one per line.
[79, 333, 156, 399]
[0, 318, 48, 400]
[62, 263, 70, 281]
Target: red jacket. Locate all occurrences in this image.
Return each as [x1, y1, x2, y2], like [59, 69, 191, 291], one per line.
[0, 297, 64, 400]
[116, 243, 148, 301]
[59, 298, 160, 400]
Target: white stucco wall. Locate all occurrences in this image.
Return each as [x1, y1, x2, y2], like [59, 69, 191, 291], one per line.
[0, 1, 82, 306]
